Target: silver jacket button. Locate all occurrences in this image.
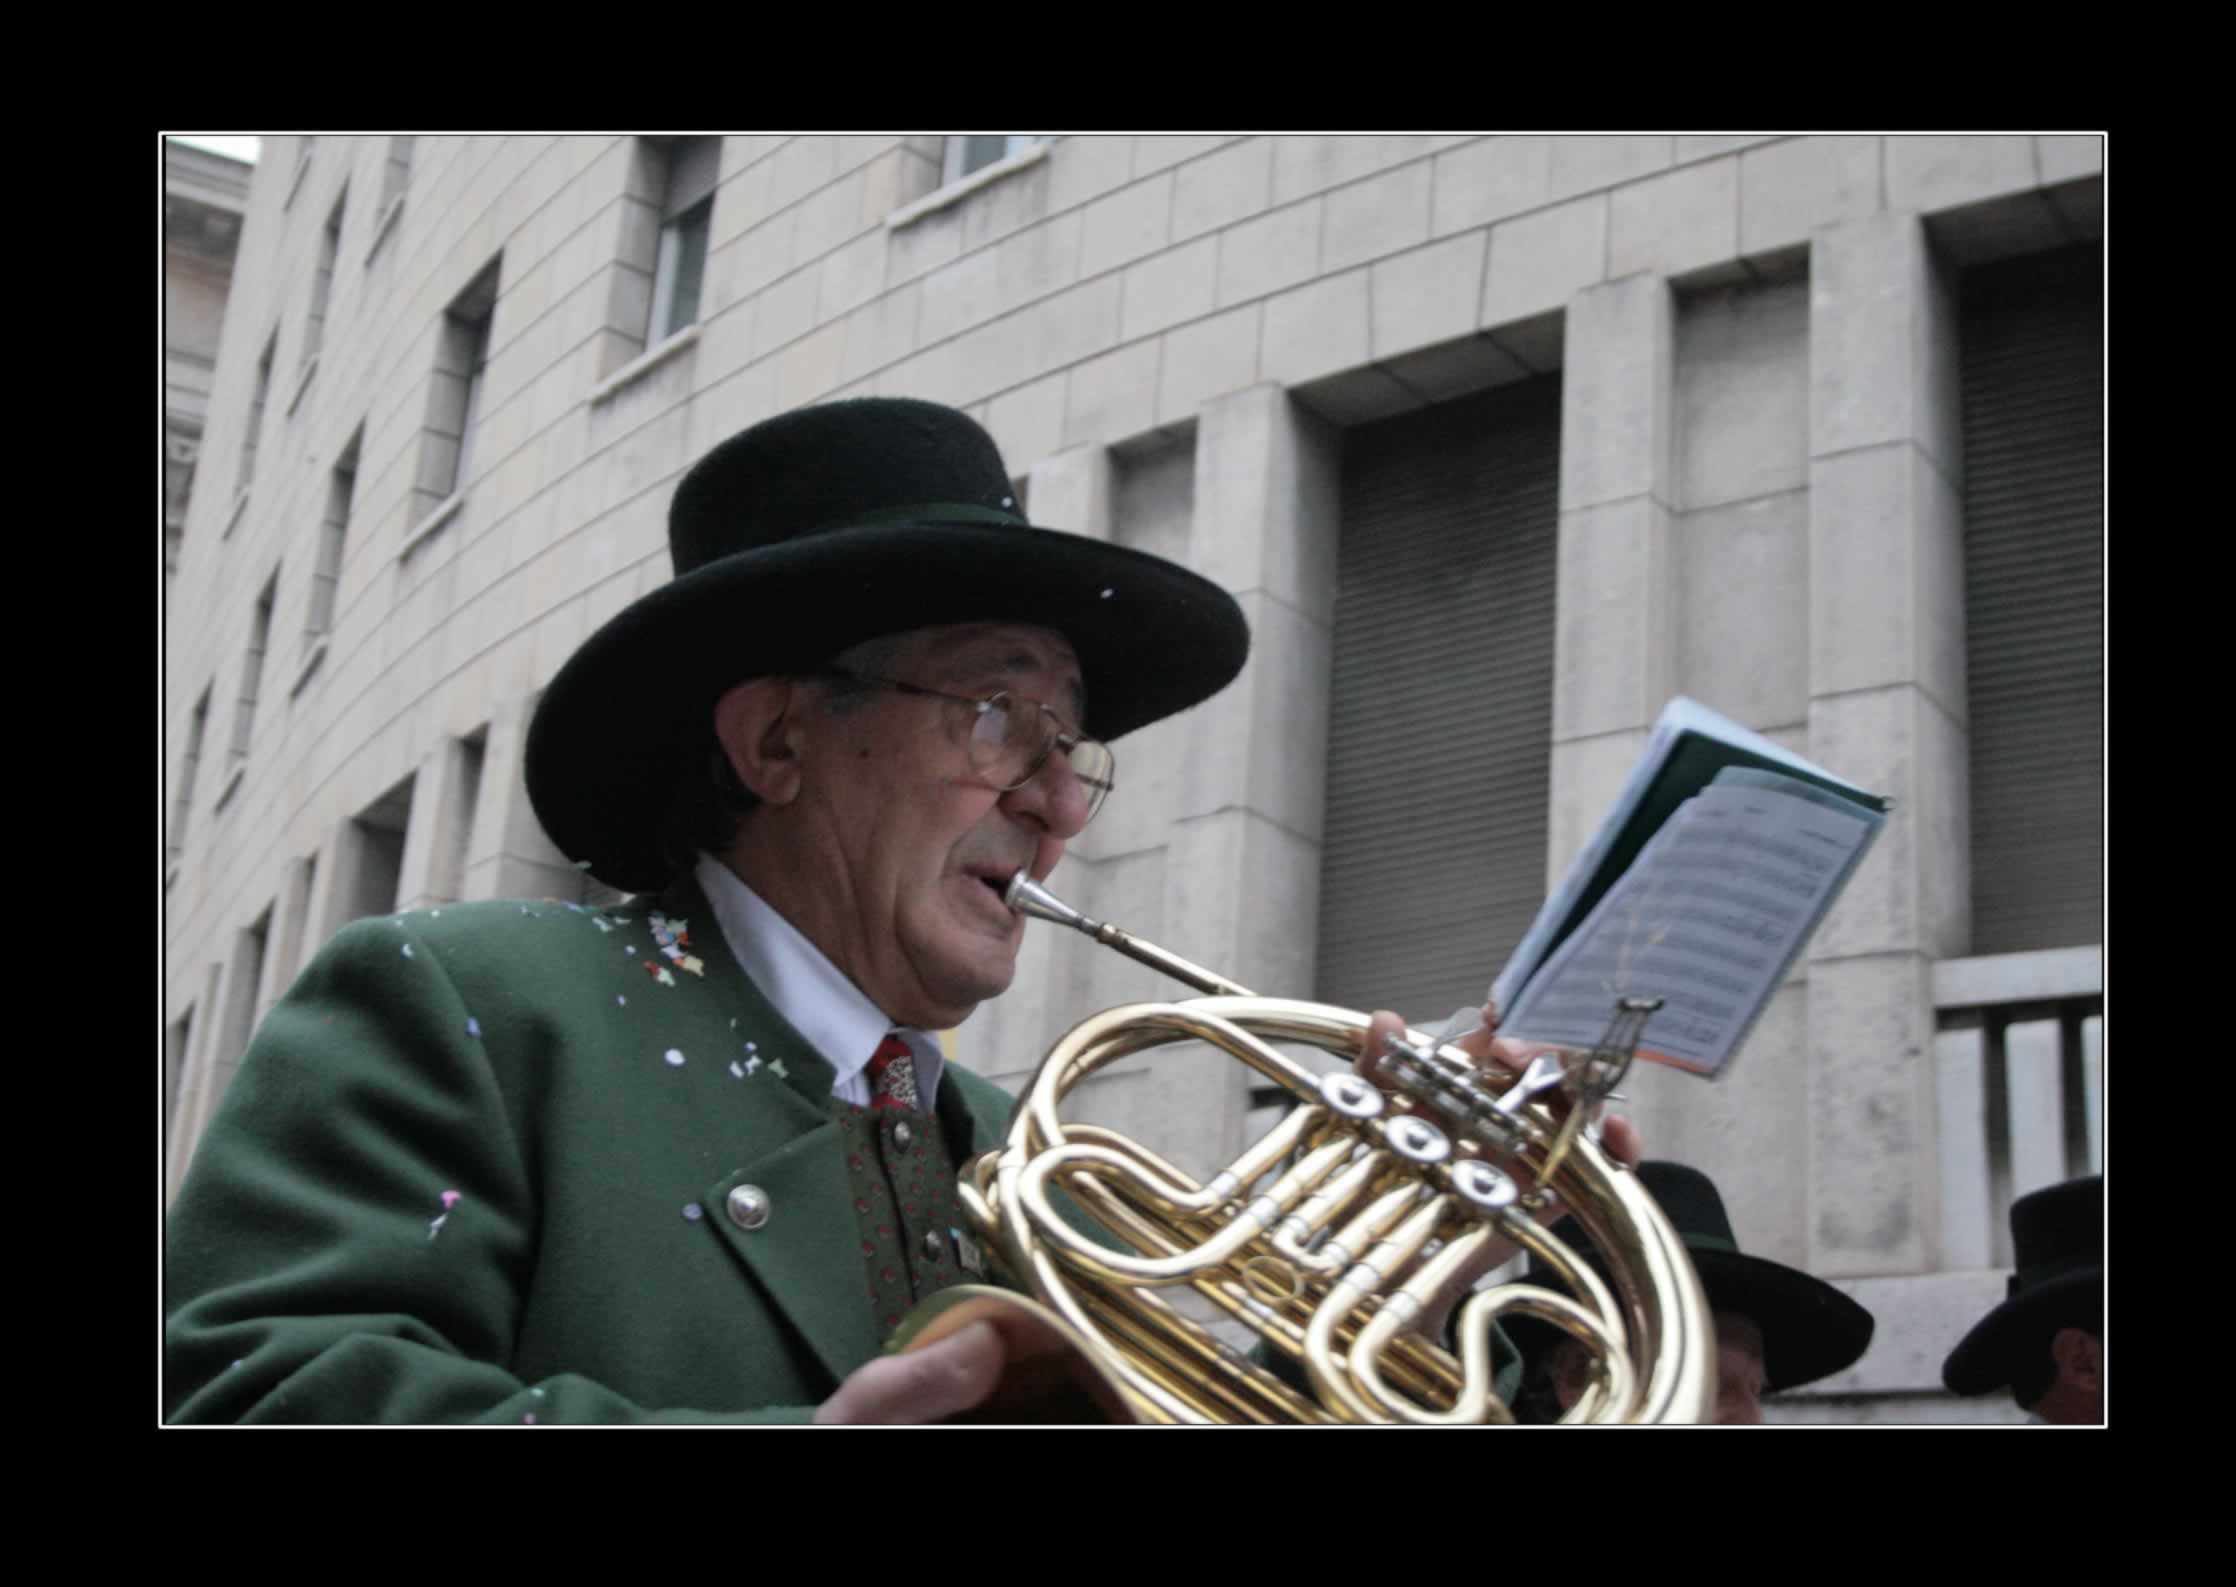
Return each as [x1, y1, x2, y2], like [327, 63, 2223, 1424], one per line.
[921, 1230, 944, 1262]
[726, 1184, 771, 1231]
[892, 1121, 914, 1149]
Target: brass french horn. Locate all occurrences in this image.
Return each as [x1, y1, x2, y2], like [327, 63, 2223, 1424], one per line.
[890, 875, 1715, 1424]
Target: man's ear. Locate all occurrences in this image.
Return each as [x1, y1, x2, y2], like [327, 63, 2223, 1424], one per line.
[714, 677, 807, 806]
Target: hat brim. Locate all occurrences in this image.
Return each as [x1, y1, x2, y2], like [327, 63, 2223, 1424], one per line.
[526, 517, 1249, 892]
[1502, 1246, 1874, 1397]
[1940, 1269, 2101, 1395]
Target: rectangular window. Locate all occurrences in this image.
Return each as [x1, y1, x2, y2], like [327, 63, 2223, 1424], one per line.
[381, 136, 414, 213]
[166, 1006, 196, 1128]
[368, 138, 414, 263]
[454, 300, 495, 492]
[340, 774, 414, 925]
[942, 135, 1042, 186]
[1960, 244, 2103, 954]
[408, 730, 488, 910]
[239, 330, 276, 495]
[414, 258, 501, 528]
[307, 426, 361, 647]
[214, 907, 274, 1112]
[302, 186, 347, 370]
[647, 137, 718, 345]
[169, 685, 213, 865]
[227, 570, 279, 775]
[1315, 378, 1561, 1020]
[285, 137, 315, 208]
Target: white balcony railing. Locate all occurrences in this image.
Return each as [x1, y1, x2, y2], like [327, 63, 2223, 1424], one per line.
[1933, 946, 2103, 1270]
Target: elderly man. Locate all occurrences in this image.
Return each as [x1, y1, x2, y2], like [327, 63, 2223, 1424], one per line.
[1504, 1161, 1874, 1424]
[1942, 1174, 2103, 1424]
[163, 397, 1625, 1424]
[165, 398, 1234, 1423]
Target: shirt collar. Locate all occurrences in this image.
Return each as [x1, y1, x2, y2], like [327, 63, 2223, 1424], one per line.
[694, 853, 946, 1101]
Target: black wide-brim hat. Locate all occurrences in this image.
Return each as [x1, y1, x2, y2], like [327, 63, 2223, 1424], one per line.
[1503, 1161, 1875, 1394]
[1942, 1174, 2103, 1395]
[526, 398, 1250, 893]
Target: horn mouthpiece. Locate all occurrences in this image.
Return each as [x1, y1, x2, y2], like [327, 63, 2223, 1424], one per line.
[1004, 872, 1096, 933]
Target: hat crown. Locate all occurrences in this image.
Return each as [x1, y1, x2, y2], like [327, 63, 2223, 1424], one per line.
[1632, 1161, 1742, 1253]
[668, 397, 1024, 577]
[2007, 1175, 2102, 1293]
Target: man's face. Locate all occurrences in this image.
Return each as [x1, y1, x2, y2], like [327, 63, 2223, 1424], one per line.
[1712, 1311, 1767, 1425]
[781, 622, 1093, 1029]
[1547, 1309, 1769, 1423]
[2036, 1325, 2103, 1423]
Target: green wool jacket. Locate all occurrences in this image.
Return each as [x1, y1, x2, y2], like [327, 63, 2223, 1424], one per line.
[163, 874, 1020, 1424]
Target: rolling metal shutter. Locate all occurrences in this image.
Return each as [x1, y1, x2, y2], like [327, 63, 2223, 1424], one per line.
[1961, 244, 2104, 955]
[1314, 377, 1561, 1021]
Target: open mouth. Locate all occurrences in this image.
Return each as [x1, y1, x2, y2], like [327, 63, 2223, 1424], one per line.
[963, 866, 1023, 911]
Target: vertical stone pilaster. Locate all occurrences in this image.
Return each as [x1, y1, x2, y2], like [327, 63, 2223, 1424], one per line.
[1547, 274, 1683, 1154]
[300, 818, 349, 954]
[1804, 213, 1971, 1277]
[1548, 275, 1678, 885]
[459, 724, 509, 903]
[393, 751, 449, 911]
[263, 854, 318, 1020]
[1027, 444, 1116, 543]
[1130, 384, 1340, 1179]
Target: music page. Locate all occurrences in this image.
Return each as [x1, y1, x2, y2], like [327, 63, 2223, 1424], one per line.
[1496, 775, 1874, 1078]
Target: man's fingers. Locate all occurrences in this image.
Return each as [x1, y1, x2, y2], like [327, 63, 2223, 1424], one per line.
[1359, 1014, 1544, 1091]
[814, 1321, 1005, 1425]
[1357, 1009, 1406, 1086]
[1601, 1112, 1643, 1169]
[1356, 1013, 1644, 1171]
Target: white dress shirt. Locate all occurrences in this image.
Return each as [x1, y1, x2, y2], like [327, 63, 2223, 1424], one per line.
[694, 853, 947, 1107]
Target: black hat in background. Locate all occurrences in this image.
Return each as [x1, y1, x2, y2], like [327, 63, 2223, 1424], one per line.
[1941, 1174, 2103, 1396]
[1506, 1161, 1875, 1393]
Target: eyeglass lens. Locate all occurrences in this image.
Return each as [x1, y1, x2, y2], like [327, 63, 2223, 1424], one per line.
[968, 696, 1113, 819]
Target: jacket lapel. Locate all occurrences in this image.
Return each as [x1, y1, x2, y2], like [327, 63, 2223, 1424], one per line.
[647, 871, 883, 1390]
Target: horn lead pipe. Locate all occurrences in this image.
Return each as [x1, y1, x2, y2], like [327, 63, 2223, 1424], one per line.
[1005, 873, 1253, 999]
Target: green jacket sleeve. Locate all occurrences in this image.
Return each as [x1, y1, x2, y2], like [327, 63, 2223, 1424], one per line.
[164, 914, 822, 1425]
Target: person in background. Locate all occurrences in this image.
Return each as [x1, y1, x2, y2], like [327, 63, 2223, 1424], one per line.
[1942, 1174, 2103, 1424]
[1506, 1160, 1874, 1424]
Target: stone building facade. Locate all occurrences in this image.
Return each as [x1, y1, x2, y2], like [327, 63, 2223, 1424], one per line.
[162, 134, 2105, 1423]
[164, 141, 253, 621]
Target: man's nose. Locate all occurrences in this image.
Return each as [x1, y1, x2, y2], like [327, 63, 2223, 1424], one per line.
[1000, 748, 1092, 840]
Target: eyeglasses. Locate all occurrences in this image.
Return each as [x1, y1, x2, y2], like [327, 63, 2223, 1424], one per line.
[811, 668, 1115, 825]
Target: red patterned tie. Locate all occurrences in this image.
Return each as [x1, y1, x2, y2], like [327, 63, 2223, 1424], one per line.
[867, 1033, 920, 1111]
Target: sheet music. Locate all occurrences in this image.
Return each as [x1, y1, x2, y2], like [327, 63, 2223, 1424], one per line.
[1497, 776, 1873, 1077]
